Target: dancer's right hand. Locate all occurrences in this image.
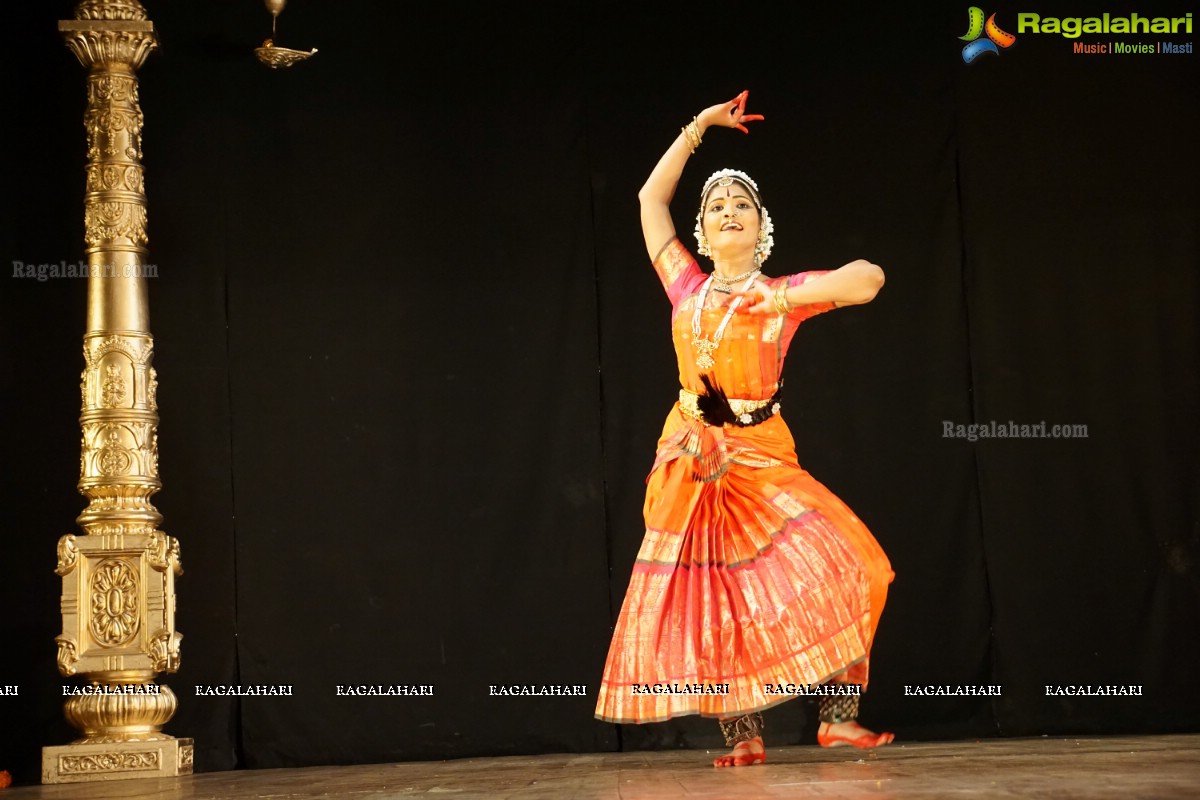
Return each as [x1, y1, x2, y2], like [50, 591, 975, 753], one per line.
[698, 90, 765, 134]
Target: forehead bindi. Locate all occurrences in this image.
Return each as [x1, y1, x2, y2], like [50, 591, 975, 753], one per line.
[706, 186, 753, 207]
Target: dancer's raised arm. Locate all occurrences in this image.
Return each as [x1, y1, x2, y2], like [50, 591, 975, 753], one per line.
[638, 91, 764, 261]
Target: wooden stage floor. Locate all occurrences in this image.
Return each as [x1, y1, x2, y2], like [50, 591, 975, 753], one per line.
[8, 735, 1199, 799]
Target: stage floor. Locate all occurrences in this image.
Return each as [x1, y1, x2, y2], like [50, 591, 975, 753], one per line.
[9, 734, 1199, 799]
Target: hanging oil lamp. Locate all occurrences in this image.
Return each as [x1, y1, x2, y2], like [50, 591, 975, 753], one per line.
[254, 0, 317, 68]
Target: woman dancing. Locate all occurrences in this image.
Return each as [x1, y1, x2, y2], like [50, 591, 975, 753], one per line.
[594, 91, 895, 768]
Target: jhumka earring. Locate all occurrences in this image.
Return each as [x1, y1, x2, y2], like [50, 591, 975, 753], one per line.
[753, 207, 775, 265]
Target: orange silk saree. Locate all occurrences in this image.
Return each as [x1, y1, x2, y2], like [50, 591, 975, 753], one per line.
[595, 239, 894, 723]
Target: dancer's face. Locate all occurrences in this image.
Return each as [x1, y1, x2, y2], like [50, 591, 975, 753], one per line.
[702, 183, 760, 256]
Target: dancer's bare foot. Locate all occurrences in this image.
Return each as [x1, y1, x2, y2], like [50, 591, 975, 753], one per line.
[817, 721, 894, 749]
[712, 736, 766, 767]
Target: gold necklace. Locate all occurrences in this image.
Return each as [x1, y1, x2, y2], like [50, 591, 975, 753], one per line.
[711, 265, 760, 291]
[691, 271, 760, 370]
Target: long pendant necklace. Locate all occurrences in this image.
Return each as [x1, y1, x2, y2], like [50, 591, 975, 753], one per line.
[692, 270, 760, 370]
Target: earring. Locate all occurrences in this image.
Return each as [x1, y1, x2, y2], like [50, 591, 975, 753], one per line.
[753, 229, 767, 265]
[754, 207, 775, 264]
[694, 216, 711, 257]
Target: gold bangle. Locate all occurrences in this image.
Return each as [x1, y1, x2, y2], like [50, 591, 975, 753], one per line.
[773, 283, 791, 315]
[680, 125, 696, 154]
[681, 117, 702, 153]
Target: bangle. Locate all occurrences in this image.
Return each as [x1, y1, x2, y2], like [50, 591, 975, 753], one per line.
[681, 117, 702, 153]
[773, 283, 792, 315]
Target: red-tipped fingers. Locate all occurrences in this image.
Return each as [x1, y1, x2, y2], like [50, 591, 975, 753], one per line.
[734, 115, 765, 134]
[731, 289, 769, 310]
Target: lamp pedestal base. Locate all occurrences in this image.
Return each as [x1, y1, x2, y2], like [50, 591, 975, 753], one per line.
[42, 737, 193, 784]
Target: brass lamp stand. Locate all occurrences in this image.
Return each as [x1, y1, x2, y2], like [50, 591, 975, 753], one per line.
[43, 0, 191, 784]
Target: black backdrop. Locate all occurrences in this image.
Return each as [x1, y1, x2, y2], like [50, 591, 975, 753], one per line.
[2, 0, 1197, 784]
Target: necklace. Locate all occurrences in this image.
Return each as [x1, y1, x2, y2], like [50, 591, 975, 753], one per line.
[691, 270, 760, 370]
[710, 265, 760, 291]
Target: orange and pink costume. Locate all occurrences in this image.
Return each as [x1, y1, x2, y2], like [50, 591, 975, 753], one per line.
[595, 238, 894, 724]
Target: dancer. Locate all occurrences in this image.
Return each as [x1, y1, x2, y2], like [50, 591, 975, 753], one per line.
[595, 91, 895, 768]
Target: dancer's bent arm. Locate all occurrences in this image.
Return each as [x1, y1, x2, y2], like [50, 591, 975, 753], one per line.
[638, 91, 763, 261]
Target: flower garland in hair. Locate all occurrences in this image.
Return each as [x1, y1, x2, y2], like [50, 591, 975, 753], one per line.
[693, 168, 775, 264]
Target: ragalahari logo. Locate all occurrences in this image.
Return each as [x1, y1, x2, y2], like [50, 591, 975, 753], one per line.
[960, 7, 1017, 62]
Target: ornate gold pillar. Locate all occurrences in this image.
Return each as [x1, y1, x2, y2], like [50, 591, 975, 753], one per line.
[43, 0, 192, 784]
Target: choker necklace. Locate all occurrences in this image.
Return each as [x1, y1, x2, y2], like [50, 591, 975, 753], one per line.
[691, 270, 760, 370]
[710, 266, 760, 291]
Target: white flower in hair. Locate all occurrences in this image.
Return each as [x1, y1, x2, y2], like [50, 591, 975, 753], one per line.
[756, 207, 774, 265]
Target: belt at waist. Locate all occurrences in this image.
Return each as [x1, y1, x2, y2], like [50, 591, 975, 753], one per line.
[678, 384, 782, 427]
